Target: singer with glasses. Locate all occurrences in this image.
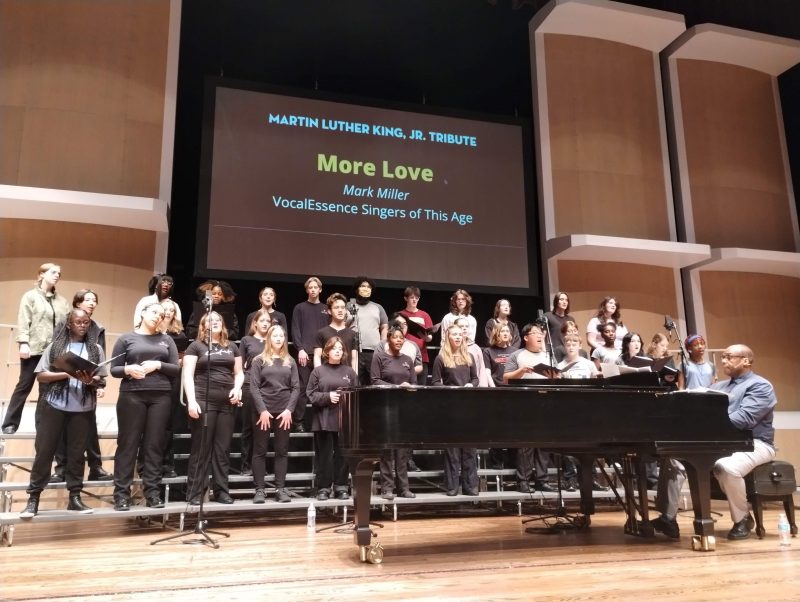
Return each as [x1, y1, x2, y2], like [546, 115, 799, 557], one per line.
[19, 309, 107, 518]
[183, 311, 243, 505]
[110, 303, 180, 510]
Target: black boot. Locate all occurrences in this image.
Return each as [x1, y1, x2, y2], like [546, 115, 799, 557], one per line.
[67, 494, 93, 514]
[20, 495, 39, 518]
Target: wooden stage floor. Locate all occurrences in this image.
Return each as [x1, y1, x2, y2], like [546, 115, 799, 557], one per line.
[2, 500, 799, 601]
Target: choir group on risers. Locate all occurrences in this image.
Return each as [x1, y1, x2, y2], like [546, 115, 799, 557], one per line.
[7, 265, 777, 541]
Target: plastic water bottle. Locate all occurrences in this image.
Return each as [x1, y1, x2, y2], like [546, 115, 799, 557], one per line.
[778, 513, 791, 547]
[307, 502, 316, 530]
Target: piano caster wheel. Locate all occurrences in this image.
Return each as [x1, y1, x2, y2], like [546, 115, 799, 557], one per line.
[691, 534, 715, 552]
[359, 542, 384, 564]
[575, 515, 591, 529]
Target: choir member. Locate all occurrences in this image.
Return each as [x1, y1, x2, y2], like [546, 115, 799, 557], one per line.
[133, 273, 181, 327]
[432, 325, 479, 496]
[371, 325, 416, 499]
[483, 298, 521, 349]
[455, 316, 494, 387]
[110, 303, 180, 510]
[544, 292, 576, 354]
[237, 309, 272, 477]
[307, 337, 359, 500]
[440, 289, 477, 347]
[187, 280, 240, 340]
[250, 325, 299, 503]
[245, 286, 287, 333]
[157, 298, 189, 479]
[585, 296, 628, 351]
[19, 309, 106, 518]
[552, 320, 590, 363]
[678, 334, 717, 389]
[591, 322, 622, 368]
[557, 334, 597, 379]
[183, 311, 243, 504]
[484, 323, 515, 387]
[3, 263, 70, 434]
[313, 292, 358, 372]
[350, 276, 389, 385]
[398, 285, 433, 385]
[291, 276, 330, 432]
[616, 331, 645, 365]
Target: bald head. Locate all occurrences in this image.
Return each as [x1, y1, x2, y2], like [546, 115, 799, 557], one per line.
[721, 344, 754, 378]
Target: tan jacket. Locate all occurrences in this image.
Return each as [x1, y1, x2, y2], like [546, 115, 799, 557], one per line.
[16, 287, 71, 355]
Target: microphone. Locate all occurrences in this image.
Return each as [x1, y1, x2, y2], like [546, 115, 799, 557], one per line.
[663, 315, 675, 331]
[535, 309, 547, 327]
[202, 290, 213, 309]
[347, 298, 359, 314]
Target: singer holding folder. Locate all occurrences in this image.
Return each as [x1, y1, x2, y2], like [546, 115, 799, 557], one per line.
[19, 309, 106, 518]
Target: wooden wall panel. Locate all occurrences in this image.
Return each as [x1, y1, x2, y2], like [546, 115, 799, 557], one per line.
[0, 219, 156, 271]
[700, 271, 800, 410]
[556, 260, 679, 348]
[0, 0, 170, 197]
[544, 34, 670, 240]
[678, 59, 794, 251]
[0, 105, 24, 182]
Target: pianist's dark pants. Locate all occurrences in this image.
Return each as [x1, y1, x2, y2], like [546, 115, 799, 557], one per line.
[444, 447, 479, 493]
[516, 448, 550, 485]
[379, 448, 411, 494]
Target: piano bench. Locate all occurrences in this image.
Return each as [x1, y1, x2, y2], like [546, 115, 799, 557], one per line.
[746, 460, 798, 539]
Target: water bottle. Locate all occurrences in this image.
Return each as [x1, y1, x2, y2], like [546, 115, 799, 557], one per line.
[778, 512, 791, 547]
[307, 502, 316, 530]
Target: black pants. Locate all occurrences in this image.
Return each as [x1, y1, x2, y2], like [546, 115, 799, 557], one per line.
[444, 448, 479, 493]
[27, 403, 91, 496]
[294, 362, 311, 424]
[237, 384, 255, 472]
[379, 448, 411, 494]
[314, 430, 349, 493]
[53, 407, 103, 475]
[357, 349, 374, 386]
[186, 398, 235, 498]
[252, 411, 291, 488]
[516, 448, 550, 484]
[2, 355, 41, 430]
[113, 390, 171, 500]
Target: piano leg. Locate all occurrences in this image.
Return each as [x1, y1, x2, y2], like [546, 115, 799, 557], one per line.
[683, 455, 717, 552]
[351, 457, 384, 563]
[576, 454, 596, 522]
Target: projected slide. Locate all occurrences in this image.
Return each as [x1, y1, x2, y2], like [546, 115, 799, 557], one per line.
[202, 85, 531, 289]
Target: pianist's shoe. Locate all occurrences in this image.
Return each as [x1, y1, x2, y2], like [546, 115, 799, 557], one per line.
[727, 513, 755, 540]
[651, 515, 680, 539]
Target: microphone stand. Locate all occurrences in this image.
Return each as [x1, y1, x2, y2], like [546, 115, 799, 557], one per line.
[665, 316, 688, 383]
[152, 296, 230, 548]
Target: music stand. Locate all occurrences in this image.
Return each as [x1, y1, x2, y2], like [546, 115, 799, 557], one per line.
[152, 295, 230, 548]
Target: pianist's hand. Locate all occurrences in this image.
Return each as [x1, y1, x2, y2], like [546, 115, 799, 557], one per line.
[256, 409, 273, 430]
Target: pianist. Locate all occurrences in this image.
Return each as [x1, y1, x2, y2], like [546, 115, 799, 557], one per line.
[652, 344, 777, 540]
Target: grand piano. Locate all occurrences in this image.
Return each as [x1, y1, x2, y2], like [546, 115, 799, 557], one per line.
[339, 376, 752, 562]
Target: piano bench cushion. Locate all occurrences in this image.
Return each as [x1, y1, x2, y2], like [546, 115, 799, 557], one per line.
[746, 460, 797, 497]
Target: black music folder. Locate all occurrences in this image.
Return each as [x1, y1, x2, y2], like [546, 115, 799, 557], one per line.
[53, 351, 120, 377]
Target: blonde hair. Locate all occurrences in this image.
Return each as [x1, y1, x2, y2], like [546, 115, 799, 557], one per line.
[159, 299, 184, 334]
[489, 322, 512, 347]
[304, 276, 322, 291]
[196, 311, 230, 347]
[440, 325, 472, 369]
[36, 263, 60, 289]
[646, 333, 669, 358]
[257, 324, 291, 366]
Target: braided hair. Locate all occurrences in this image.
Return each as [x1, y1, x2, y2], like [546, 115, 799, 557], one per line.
[46, 309, 100, 407]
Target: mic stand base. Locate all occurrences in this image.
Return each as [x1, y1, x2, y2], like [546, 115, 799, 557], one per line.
[521, 454, 590, 534]
[150, 514, 231, 549]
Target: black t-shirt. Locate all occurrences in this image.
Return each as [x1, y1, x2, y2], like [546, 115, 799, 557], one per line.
[185, 340, 240, 390]
[314, 325, 356, 357]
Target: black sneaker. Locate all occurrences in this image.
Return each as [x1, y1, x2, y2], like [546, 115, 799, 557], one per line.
[146, 495, 165, 508]
[19, 496, 39, 518]
[253, 488, 266, 504]
[67, 495, 93, 514]
[114, 497, 131, 511]
[651, 515, 680, 539]
[275, 488, 291, 503]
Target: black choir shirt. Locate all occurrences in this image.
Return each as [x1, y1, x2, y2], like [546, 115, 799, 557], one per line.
[370, 348, 415, 385]
[314, 325, 357, 358]
[291, 301, 330, 355]
[249, 356, 300, 414]
[184, 340, 240, 394]
[110, 332, 180, 392]
[307, 362, 359, 432]
[238, 335, 266, 387]
[244, 309, 288, 334]
[431, 356, 479, 387]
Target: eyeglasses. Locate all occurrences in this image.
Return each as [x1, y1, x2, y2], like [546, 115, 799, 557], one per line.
[721, 353, 745, 360]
